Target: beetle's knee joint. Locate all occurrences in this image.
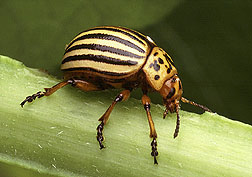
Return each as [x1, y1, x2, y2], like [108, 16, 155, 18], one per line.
[67, 79, 76, 86]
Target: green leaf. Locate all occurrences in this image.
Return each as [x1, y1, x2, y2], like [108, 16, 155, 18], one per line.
[1, 55, 252, 177]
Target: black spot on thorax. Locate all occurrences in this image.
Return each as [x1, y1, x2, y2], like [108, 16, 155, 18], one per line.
[154, 75, 160, 80]
[158, 57, 164, 64]
[153, 60, 160, 71]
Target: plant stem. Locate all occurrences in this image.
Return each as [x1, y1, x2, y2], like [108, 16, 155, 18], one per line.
[0, 55, 252, 177]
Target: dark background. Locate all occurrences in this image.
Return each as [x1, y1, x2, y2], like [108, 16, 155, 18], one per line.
[1, 0, 251, 125]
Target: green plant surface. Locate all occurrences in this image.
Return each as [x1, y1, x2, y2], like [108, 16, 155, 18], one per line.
[0, 55, 252, 177]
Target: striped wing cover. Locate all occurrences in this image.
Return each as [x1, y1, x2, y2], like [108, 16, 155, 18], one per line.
[61, 26, 154, 79]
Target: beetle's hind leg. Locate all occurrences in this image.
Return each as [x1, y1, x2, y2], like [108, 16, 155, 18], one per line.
[97, 90, 131, 149]
[20, 79, 99, 107]
[20, 80, 70, 107]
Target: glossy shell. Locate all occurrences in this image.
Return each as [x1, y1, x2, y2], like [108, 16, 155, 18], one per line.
[61, 26, 177, 91]
[61, 26, 154, 79]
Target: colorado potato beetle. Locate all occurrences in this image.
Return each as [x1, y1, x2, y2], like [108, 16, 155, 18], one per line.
[21, 26, 212, 164]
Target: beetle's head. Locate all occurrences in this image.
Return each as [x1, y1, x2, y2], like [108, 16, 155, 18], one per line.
[159, 75, 213, 138]
[159, 74, 213, 120]
[159, 75, 183, 116]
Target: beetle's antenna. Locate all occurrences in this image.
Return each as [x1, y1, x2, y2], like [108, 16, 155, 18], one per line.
[173, 103, 180, 138]
[181, 97, 213, 113]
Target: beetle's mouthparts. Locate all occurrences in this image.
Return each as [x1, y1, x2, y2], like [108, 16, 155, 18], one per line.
[163, 99, 179, 119]
[163, 108, 169, 119]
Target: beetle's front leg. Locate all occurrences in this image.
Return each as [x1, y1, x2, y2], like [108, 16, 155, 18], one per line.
[97, 89, 131, 149]
[141, 94, 158, 164]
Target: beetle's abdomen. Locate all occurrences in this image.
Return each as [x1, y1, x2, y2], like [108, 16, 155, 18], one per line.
[61, 26, 154, 79]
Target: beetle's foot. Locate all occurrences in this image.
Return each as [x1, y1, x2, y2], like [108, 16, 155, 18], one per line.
[97, 122, 105, 149]
[173, 127, 179, 139]
[20, 91, 45, 107]
[151, 138, 158, 164]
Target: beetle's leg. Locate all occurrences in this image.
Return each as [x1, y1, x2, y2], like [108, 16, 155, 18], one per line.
[21, 79, 99, 107]
[141, 94, 158, 165]
[20, 80, 70, 107]
[97, 90, 131, 149]
[70, 79, 100, 92]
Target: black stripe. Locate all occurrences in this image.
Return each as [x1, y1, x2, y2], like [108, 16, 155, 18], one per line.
[92, 27, 145, 45]
[66, 33, 145, 54]
[62, 67, 128, 76]
[102, 26, 156, 48]
[62, 54, 138, 65]
[65, 43, 144, 59]
[119, 27, 153, 45]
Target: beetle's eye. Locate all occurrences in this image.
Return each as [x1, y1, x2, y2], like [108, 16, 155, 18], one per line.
[166, 87, 175, 99]
[179, 81, 182, 90]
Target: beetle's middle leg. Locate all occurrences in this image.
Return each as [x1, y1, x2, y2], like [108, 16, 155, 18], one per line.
[97, 89, 131, 149]
[141, 94, 158, 164]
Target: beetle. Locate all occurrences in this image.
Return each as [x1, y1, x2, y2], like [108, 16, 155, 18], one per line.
[21, 26, 212, 164]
